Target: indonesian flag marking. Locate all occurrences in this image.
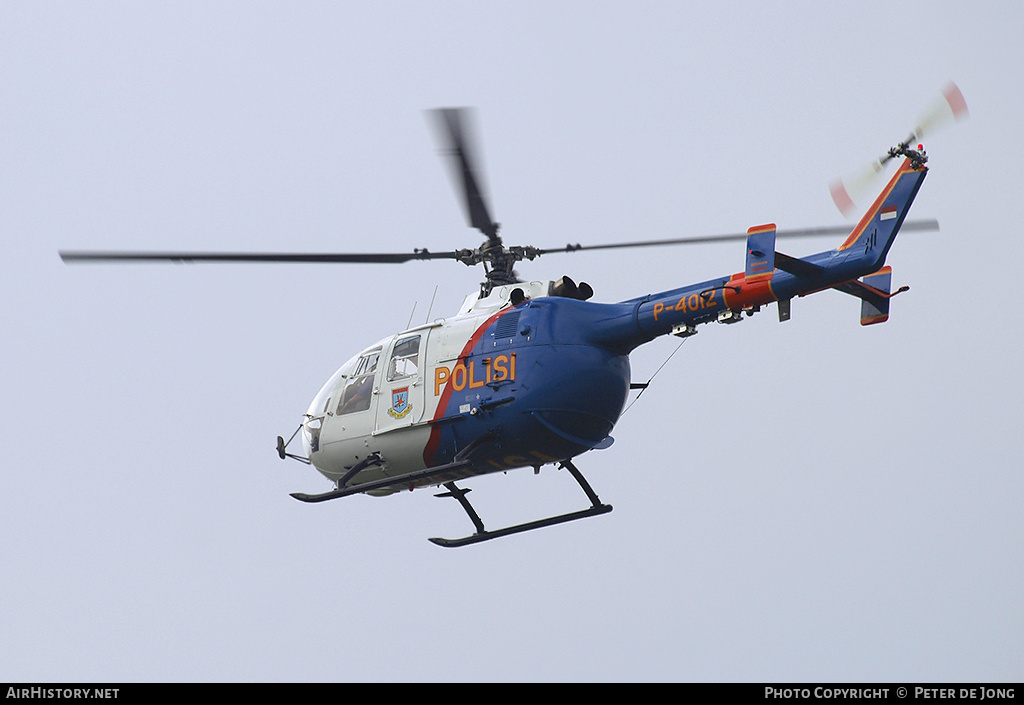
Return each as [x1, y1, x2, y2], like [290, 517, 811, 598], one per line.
[880, 206, 897, 221]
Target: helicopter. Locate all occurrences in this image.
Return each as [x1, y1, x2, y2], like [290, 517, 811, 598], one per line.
[60, 85, 967, 547]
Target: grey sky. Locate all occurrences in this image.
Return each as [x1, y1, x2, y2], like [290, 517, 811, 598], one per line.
[1, 1, 1020, 682]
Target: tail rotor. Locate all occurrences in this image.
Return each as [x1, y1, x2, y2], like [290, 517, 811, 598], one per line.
[830, 81, 969, 217]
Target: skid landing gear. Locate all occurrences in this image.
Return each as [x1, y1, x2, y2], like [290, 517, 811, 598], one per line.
[428, 459, 612, 548]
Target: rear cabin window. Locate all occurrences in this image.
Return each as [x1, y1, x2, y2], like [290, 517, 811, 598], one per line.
[387, 335, 420, 381]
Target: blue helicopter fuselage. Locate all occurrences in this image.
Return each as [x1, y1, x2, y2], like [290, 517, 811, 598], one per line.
[300, 157, 927, 495]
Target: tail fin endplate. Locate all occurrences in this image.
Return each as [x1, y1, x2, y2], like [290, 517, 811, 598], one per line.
[831, 265, 907, 325]
[859, 266, 894, 325]
[745, 224, 776, 282]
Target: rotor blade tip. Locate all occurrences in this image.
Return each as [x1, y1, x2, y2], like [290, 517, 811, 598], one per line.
[829, 179, 856, 217]
[942, 81, 969, 121]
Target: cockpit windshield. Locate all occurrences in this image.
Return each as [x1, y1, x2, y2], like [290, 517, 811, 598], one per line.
[335, 347, 381, 415]
[305, 344, 383, 419]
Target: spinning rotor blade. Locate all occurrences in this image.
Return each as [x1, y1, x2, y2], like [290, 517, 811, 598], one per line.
[59, 249, 460, 264]
[536, 219, 940, 255]
[429, 108, 501, 246]
[909, 81, 970, 144]
[61, 220, 940, 266]
[830, 81, 968, 217]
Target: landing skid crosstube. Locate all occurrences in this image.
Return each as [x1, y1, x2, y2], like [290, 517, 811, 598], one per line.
[428, 459, 612, 548]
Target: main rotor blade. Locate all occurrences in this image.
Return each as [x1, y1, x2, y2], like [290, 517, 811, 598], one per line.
[59, 249, 461, 264]
[535, 219, 939, 255]
[429, 108, 501, 246]
[60, 219, 939, 266]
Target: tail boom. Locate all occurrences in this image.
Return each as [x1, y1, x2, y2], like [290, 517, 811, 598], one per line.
[606, 158, 928, 346]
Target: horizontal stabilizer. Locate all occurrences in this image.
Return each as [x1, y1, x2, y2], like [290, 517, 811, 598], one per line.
[774, 251, 824, 278]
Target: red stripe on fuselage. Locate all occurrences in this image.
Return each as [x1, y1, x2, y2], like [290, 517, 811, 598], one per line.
[421, 305, 520, 466]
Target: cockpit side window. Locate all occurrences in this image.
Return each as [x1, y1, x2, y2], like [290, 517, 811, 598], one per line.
[387, 335, 421, 381]
[336, 347, 381, 416]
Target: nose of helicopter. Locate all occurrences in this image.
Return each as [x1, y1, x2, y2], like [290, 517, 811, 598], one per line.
[276, 412, 320, 463]
[300, 415, 321, 457]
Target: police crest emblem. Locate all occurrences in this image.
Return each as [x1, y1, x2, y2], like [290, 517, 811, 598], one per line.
[388, 387, 411, 419]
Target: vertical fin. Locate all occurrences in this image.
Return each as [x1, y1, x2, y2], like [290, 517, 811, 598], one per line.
[745, 224, 776, 281]
[837, 158, 928, 260]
